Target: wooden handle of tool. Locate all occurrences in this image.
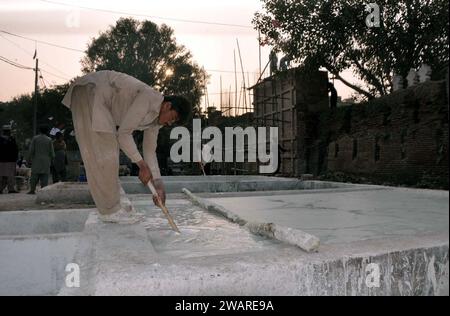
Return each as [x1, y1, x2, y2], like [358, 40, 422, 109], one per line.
[159, 201, 181, 233]
[147, 181, 158, 196]
[147, 182, 180, 233]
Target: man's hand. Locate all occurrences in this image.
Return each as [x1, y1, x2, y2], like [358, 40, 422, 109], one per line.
[137, 160, 152, 185]
[152, 178, 166, 206]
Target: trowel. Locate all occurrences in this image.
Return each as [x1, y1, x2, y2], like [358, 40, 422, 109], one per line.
[147, 182, 180, 233]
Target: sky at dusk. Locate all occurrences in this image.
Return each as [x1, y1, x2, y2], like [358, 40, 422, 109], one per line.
[0, 0, 357, 112]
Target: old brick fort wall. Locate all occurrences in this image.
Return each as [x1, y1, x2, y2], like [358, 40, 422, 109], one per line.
[253, 70, 448, 189]
[324, 80, 448, 188]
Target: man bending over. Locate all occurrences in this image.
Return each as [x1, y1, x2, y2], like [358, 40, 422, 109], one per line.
[62, 70, 191, 224]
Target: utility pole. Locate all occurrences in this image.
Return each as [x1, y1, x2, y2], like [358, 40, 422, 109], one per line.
[203, 72, 210, 114]
[220, 75, 222, 112]
[33, 58, 39, 136]
[258, 30, 262, 78]
[236, 39, 247, 113]
[234, 50, 238, 117]
[247, 72, 251, 113]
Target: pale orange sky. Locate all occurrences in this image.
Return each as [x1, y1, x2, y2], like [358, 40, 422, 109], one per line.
[0, 0, 356, 112]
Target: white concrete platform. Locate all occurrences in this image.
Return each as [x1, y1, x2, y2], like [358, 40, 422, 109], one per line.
[1, 179, 448, 296]
[0, 209, 93, 296]
[207, 188, 449, 245]
[63, 184, 448, 296]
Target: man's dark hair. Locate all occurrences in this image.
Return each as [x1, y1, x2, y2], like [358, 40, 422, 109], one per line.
[163, 95, 192, 125]
[39, 125, 49, 135]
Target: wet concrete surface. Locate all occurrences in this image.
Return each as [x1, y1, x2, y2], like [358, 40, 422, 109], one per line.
[207, 188, 449, 245]
[58, 192, 448, 295]
[1, 178, 448, 295]
[132, 197, 283, 259]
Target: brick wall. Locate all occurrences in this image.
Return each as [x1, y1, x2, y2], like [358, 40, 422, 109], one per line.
[326, 80, 448, 188]
[252, 68, 448, 188]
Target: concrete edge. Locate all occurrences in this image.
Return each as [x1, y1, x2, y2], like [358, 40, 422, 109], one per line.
[0, 231, 85, 241]
[182, 188, 321, 253]
[36, 182, 94, 204]
[185, 187, 389, 199]
[0, 208, 95, 216]
[84, 233, 449, 296]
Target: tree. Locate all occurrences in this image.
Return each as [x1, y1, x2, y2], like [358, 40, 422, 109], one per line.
[253, 0, 449, 99]
[0, 84, 73, 151]
[82, 17, 207, 114]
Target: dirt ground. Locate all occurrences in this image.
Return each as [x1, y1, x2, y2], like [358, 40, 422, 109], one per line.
[0, 191, 94, 212]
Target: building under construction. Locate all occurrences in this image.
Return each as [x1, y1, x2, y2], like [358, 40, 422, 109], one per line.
[252, 66, 448, 188]
[252, 68, 329, 177]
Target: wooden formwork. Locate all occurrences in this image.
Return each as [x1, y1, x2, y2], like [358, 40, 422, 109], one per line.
[252, 68, 329, 177]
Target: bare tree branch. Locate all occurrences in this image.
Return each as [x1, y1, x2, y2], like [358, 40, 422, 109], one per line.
[326, 67, 374, 100]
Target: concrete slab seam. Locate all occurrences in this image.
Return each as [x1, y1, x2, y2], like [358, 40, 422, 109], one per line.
[182, 188, 320, 253]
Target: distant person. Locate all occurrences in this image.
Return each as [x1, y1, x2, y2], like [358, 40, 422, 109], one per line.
[0, 126, 19, 193]
[279, 54, 292, 71]
[327, 82, 338, 109]
[269, 50, 278, 76]
[27, 126, 55, 194]
[275, 144, 287, 174]
[52, 132, 67, 183]
[16, 154, 24, 169]
[50, 122, 65, 138]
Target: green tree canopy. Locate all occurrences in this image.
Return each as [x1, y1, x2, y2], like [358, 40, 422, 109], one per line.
[253, 0, 449, 99]
[82, 17, 207, 114]
[1, 18, 207, 158]
[0, 84, 73, 151]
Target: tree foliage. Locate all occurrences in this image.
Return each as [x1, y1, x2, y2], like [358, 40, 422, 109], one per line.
[0, 84, 73, 151]
[1, 17, 207, 158]
[82, 17, 207, 114]
[253, 0, 449, 99]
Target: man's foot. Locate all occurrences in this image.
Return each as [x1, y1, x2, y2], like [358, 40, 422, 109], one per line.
[27, 191, 35, 195]
[99, 208, 145, 225]
[120, 196, 135, 213]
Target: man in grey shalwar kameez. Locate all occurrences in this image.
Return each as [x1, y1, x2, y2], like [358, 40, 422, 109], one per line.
[62, 70, 191, 224]
[27, 126, 55, 194]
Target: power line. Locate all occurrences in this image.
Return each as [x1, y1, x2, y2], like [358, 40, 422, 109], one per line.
[0, 54, 70, 81]
[40, 0, 253, 29]
[0, 34, 73, 78]
[0, 34, 33, 57]
[41, 69, 71, 81]
[1, 30, 257, 75]
[208, 91, 241, 95]
[206, 69, 259, 75]
[39, 69, 48, 89]
[0, 30, 84, 53]
[0, 55, 34, 70]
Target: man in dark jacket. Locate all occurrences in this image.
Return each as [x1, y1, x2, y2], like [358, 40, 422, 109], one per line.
[52, 132, 67, 182]
[0, 125, 19, 193]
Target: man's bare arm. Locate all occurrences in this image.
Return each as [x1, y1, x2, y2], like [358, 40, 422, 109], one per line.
[136, 159, 152, 185]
